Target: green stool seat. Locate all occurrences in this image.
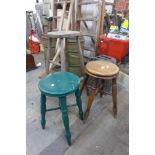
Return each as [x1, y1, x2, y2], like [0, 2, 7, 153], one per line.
[38, 71, 83, 145]
[38, 71, 80, 96]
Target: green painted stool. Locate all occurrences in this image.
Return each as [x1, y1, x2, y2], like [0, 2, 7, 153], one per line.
[38, 71, 83, 145]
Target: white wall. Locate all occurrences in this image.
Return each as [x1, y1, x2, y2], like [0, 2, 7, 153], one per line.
[26, 0, 43, 13]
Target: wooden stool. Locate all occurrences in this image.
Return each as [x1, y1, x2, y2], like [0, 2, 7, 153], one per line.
[80, 60, 119, 121]
[46, 31, 84, 74]
[38, 71, 83, 145]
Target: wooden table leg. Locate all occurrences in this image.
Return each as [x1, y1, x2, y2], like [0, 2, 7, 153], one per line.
[112, 77, 117, 118]
[84, 78, 98, 121]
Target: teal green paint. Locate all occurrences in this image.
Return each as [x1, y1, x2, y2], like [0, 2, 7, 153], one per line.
[38, 71, 83, 145]
[38, 71, 80, 97]
[75, 88, 84, 120]
[40, 94, 46, 129]
[59, 97, 71, 145]
[46, 104, 76, 112]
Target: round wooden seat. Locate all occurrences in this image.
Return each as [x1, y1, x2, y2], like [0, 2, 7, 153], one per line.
[85, 60, 119, 77]
[38, 71, 80, 97]
[81, 60, 119, 121]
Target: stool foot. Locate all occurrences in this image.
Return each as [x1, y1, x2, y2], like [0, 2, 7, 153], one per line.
[59, 97, 71, 145]
[40, 94, 46, 129]
[66, 134, 71, 146]
[113, 108, 117, 118]
[75, 88, 83, 120]
[112, 78, 117, 118]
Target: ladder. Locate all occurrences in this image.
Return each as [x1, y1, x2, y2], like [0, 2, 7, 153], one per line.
[39, 0, 75, 78]
[49, 0, 75, 71]
[52, 0, 75, 31]
[76, 0, 114, 56]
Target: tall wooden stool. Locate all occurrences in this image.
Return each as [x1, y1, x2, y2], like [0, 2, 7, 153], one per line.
[38, 71, 83, 145]
[46, 31, 84, 74]
[80, 60, 119, 121]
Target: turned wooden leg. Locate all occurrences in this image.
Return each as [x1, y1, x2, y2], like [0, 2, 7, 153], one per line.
[75, 88, 84, 120]
[80, 74, 89, 96]
[112, 77, 117, 118]
[40, 94, 46, 129]
[84, 78, 98, 121]
[59, 97, 71, 145]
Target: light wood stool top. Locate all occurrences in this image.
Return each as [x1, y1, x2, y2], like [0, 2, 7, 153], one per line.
[85, 60, 119, 77]
[47, 31, 81, 38]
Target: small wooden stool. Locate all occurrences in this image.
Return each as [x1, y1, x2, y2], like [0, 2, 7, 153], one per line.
[38, 71, 83, 145]
[46, 31, 84, 74]
[80, 60, 119, 121]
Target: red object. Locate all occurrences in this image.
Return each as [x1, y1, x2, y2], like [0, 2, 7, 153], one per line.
[115, 0, 128, 11]
[28, 30, 41, 54]
[99, 35, 129, 62]
[28, 40, 40, 54]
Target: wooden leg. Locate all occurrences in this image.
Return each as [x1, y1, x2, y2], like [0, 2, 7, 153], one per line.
[77, 37, 84, 75]
[84, 78, 98, 121]
[100, 79, 105, 97]
[59, 97, 71, 145]
[112, 77, 117, 118]
[40, 94, 46, 129]
[80, 74, 89, 96]
[75, 88, 83, 120]
[46, 38, 52, 74]
[60, 38, 66, 71]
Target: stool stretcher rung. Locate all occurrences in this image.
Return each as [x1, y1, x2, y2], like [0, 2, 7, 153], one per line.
[46, 104, 77, 112]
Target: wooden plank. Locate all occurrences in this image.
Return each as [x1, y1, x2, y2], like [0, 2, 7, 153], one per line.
[71, 0, 75, 30]
[54, 0, 71, 4]
[76, 0, 82, 30]
[96, 0, 102, 41]
[77, 37, 84, 74]
[60, 38, 66, 71]
[105, 2, 114, 5]
[78, 1, 98, 5]
[48, 60, 61, 66]
[47, 31, 81, 38]
[81, 32, 96, 38]
[100, 0, 105, 35]
[52, 0, 57, 30]
[52, 15, 68, 19]
[77, 17, 97, 21]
